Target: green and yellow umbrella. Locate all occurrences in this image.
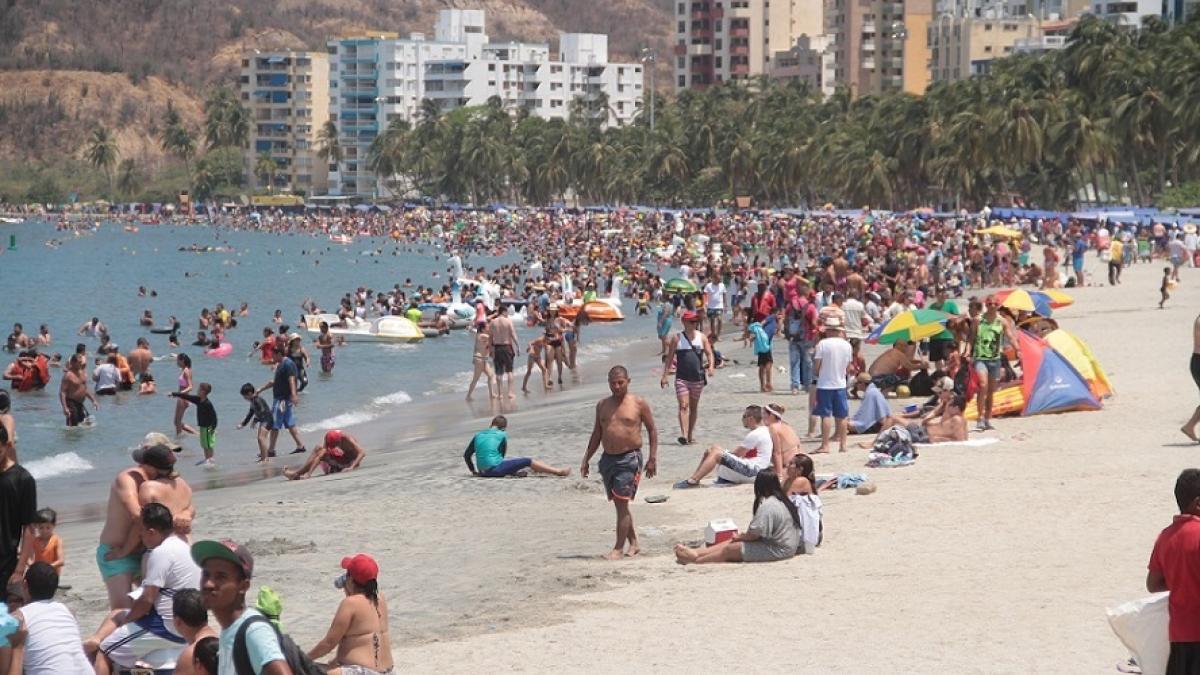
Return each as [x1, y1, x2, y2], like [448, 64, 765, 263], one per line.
[867, 309, 953, 345]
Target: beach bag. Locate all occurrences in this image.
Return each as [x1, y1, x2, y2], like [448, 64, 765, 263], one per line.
[872, 426, 914, 458]
[751, 324, 771, 354]
[1106, 593, 1169, 675]
[232, 614, 324, 675]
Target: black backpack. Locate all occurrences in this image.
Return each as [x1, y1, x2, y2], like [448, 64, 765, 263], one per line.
[232, 614, 325, 675]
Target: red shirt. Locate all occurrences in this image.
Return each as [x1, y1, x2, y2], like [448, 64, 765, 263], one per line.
[751, 292, 776, 322]
[1149, 515, 1200, 642]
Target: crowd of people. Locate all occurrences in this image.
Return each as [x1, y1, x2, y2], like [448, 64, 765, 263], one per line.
[1, 203, 1195, 673]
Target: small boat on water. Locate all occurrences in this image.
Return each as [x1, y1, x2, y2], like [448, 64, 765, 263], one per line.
[303, 314, 423, 343]
[329, 234, 354, 245]
[0, 217, 23, 224]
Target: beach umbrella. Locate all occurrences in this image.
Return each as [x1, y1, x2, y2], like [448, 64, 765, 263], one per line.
[994, 289, 1073, 315]
[867, 309, 952, 345]
[976, 225, 1023, 239]
[664, 278, 697, 293]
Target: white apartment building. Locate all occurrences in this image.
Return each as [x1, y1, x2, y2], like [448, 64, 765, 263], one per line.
[424, 34, 643, 126]
[1090, 0, 1161, 25]
[327, 9, 643, 197]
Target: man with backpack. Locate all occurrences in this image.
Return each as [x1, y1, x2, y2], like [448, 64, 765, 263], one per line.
[785, 285, 818, 395]
[192, 539, 306, 675]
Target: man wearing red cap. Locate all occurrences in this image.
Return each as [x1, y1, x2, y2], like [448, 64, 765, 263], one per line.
[283, 430, 366, 481]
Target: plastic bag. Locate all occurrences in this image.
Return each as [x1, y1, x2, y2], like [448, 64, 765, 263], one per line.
[1107, 592, 1169, 675]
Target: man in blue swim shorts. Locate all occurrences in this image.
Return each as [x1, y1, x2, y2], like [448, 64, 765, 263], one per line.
[266, 335, 307, 457]
[463, 416, 570, 477]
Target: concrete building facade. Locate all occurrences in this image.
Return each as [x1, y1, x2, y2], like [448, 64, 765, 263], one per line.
[326, 9, 642, 197]
[674, 0, 826, 90]
[239, 51, 330, 194]
[769, 34, 838, 97]
[928, 14, 1040, 82]
[828, 0, 932, 96]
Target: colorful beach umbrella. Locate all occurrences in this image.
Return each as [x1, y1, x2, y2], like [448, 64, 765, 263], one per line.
[664, 278, 697, 294]
[993, 289, 1073, 316]
[867, 309, 952, 345]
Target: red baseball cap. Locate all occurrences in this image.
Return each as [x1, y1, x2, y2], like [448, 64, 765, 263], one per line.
[324, 430, 343, 448]
[341, 553, 379, 585]
[681, 310, 699, 322]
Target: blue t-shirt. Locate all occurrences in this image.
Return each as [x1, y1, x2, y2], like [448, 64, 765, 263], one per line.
[272, 357, 298, 400]
[219, 609, 285, 675]
[749, 322, 771, 354]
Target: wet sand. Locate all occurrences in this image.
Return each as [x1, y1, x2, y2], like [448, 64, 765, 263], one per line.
[57, 257, 1190, 672]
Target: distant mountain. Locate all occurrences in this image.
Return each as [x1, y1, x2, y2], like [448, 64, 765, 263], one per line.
[0, 0, 672, 161]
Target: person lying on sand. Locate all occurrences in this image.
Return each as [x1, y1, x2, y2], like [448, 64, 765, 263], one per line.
[463, 415, 570, 477]
[862, 377, 968, 446]
[284, 430, 365, 480]
[674, 470, 801, 565]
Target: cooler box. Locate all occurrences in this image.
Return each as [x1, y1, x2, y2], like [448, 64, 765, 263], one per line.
[705, 518, 738, 545]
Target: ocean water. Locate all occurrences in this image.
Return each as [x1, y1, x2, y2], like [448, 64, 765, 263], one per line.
[0, 219, 654, 507]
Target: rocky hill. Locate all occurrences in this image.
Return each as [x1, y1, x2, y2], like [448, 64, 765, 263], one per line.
[0, 0, 672, 162]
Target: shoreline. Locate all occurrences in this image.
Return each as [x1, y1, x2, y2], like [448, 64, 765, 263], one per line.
[50, 257, 1184, 672]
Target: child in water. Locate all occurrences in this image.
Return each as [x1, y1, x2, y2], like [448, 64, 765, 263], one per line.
[171, 382, 218, 467]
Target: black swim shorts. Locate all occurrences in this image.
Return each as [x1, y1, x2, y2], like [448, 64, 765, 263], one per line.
[493, 344, 515, 375]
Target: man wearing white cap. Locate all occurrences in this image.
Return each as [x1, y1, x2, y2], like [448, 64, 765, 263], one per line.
[813, 317, 852, 453]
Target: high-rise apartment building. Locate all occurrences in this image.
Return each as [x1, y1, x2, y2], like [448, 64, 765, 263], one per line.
[673, 0, 825, 90]
[769, 35, 838, 97]
[828, 0, 932, 96]
[1090, 0, 1164, 25]
[325, 9, 642, 197]
[239, 51, 330, 194]
[928, 14, 1040, 82]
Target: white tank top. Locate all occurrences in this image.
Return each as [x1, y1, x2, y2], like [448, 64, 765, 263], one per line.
[18, 600, 93, 674]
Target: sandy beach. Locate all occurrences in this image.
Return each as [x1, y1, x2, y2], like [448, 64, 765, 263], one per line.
[54, 256, 1190, 673]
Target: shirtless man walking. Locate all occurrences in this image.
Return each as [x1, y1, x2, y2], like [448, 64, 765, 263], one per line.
[581, 366, 658, 560]
[96, 432, 181, 610]
[59, 354, 97, 427]
[1183, 313, 1200, 443]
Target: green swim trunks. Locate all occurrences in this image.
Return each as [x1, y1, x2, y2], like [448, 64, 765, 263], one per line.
[96, 543, 142, 579]
[199, 426, 216, 450]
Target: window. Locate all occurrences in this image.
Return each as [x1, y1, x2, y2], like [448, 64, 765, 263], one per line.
[679, 20, 687, 32]
[715, 56, 723, 67]
[679, 2, 685, 12]
[984, 23, 993, 30]
[488, 63, 495, 71]
[678, 75, 687, 86]
[983, 45, 992, 52]
[678, 56, 686, 67]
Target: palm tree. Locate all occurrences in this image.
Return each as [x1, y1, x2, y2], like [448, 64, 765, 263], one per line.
[255, 153, 278, 193]
[116, 159, 141, 199]
[84, 126, 119, 199]
[316, 120, 342, 176]
[161, 102, 197, 191]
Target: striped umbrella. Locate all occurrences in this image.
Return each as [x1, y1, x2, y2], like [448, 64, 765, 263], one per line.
[994, 289, 1073, 316]
[867, 309, 953, 345]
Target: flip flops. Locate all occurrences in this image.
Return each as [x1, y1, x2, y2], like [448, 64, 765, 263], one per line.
[677, 436, 689, 445]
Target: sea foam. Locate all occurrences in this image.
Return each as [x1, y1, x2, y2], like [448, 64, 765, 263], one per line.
[24, 452, 95, 480]
[299, 390, 413, 432]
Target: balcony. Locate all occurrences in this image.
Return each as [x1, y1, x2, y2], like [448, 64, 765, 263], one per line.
[729, 26, 750, 37]
[674, 43, 688, 56]
[692, 27, 714, 38]
[687, 43, 714, 55]
[691, 9, 709, 18]
[730, 44, 749, 55]
[710, 5, 724, 18]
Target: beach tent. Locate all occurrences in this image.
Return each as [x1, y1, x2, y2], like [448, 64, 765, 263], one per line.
[1043, 329, 1113, 399]
[1017, 330, 1102, 415]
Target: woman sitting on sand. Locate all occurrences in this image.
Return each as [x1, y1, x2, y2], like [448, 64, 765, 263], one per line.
[307, 554, 395, 675]
[785, 454, 823, 555]
[674, 470, 801, 565]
